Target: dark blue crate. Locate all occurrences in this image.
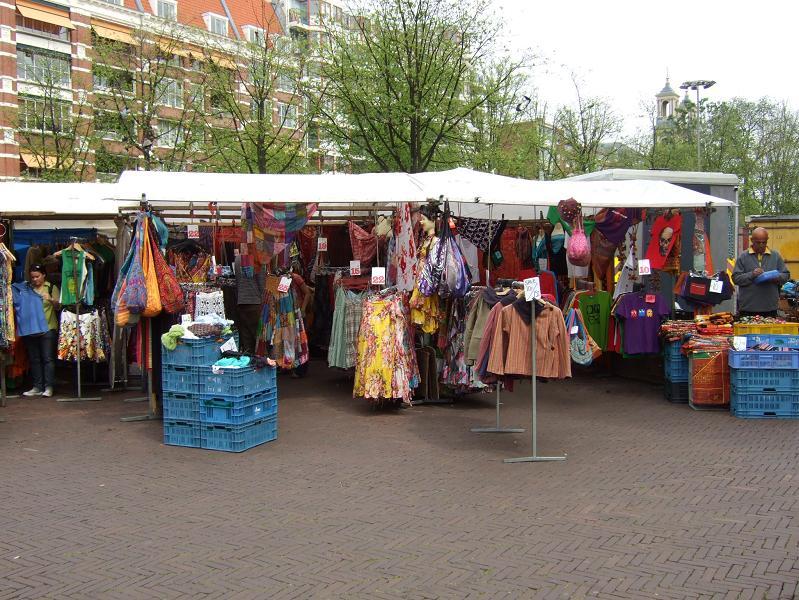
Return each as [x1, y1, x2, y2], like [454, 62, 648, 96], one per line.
[728, 350, 799, 370]
[199, 389, 278, 426]
[161, 365, 201, 394]
[162, 334, 237, 367]
[200, 417, 278, 452]
[664, 340, 684, 360]
[200, 366, 277, 397]
[730, 367, 799, 392]
[730, 388, 799, 419]
[744, 334, 799, 349]
[162, 392, 200, 422]
[163, 420, 201, 448]
[664, 380, 688, 403]
[664, 355, 689, 382]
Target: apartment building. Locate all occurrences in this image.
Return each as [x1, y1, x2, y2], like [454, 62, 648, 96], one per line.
[0, 0, 346, 180]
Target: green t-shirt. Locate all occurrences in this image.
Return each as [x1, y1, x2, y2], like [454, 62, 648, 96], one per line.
[578, 290, 611, 351]
[35, 283, 60, 330]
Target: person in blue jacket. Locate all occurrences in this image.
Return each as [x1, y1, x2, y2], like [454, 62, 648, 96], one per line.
[12, 265, 60, 397]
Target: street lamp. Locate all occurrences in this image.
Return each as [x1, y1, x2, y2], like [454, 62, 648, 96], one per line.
[680, 79, 715, 171]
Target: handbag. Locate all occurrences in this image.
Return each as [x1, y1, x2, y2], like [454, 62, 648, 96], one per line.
[567, 213, 591, 267]
[679, 271, 733, 306]
[148, 220, 185, 315]
[140, 217, 163, 317]
[567, 308, 601, 366]
[119, 216, 148, 315]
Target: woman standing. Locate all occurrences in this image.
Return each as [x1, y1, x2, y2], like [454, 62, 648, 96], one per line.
[18, 265, 60, 397]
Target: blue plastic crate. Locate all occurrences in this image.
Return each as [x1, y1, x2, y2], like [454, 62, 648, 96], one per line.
[728, 350, 799, 370]
[729, 367, 799, 392]
[744, 334, 799, 349]
[664, 355, 689, 382]
[201, 366, 277, 397]
[199, 389, 278, 426]
[161, 365, 201, 394]
[200, 417, 278, 452]
[163, 420, 201, 448]
[162, 334, 237, 367]
[162, 392, 200, 422]
[730, 388, 799, 419]
[664, 380, 688, 403]
[664, 340, 684, 360]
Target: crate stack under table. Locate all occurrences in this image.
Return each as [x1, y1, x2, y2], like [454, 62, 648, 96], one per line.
[663, 340, 689, 403]
[161, 336, 278, 451]
[728, 334, 799, 419]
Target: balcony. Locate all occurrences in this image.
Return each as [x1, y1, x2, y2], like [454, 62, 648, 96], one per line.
[288, 8, 308, 26]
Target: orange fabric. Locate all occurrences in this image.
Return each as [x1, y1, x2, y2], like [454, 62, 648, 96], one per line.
[141, 219, 162, 318]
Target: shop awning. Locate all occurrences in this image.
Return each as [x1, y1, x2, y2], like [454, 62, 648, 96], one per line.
[157, 39, 192, 58]
[114, 168, 736, 212]
[210, 53, 237, 70]
[20, 152, 61, 169]
[16, 0, 75, 29]
[0, 182, 136, 218]
[92, 21, 135, 45]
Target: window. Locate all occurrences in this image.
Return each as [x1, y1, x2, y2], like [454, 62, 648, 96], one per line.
[245, 26, 265, 45]
[156, 78, 183, 108]
[188, 84, 204, 110]
[278, 102, 296, 129]
[156, 119, 184, 147]
[156, 0, 177, 21]
[101, 0, 124, 5]
[15, 15, 70, 41]
[18, 95, 71, 132]
[209, 15, 228, 36]
[250, 99, 270, 121]
[306, 124, 319, 149]
[17, 47, 71, 86]
[94, 111, 132, 141]
[277, 72, 296, 93]
[92, 65, 134, 94]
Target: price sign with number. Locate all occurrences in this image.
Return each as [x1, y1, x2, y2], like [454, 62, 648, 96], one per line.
[187, 224, 199, 239]
[317, 237, 328, 252]
[638, 259, 651, 276]
[523, 277, 541, 302]
[350, 260, 361, 276]
[277, 276, 292, 293]
[371, 267, 386, 286]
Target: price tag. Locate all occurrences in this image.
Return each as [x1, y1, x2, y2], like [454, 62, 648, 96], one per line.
[277, 276, 292, 293]
[570, 325, 579, 335]
[349, 260, 361, 276]
[371, 267, 386, 286]
[317, 237, 328, 251]
[187, 224, 199, 239]
[733, 336, 747, 351]
[638, 259, 651, 276]
[180, 314, 192, 326]
[645, 294, 656, 304]
[709, 279, 723, 293]
[220, 337, 238, 353]
[523, 277, 541, 302]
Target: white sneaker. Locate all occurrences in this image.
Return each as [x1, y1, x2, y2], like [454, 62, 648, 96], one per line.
[23, 388, 42, 397]
[42, 388, 53, 398]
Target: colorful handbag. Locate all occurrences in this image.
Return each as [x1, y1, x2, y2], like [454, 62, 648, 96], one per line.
[148, 220, 185, 315]
[567, 308, 601, 366]
[140, 217, 163, 318]
[567, 214, 591, 267]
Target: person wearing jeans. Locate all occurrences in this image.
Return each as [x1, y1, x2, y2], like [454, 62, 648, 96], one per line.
[20, 265, 60, 397]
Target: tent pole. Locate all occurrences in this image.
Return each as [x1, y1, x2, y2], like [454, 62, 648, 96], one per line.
[472, 203, 524, 434]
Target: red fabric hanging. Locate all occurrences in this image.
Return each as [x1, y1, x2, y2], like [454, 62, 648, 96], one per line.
[348, 221, 377, 267]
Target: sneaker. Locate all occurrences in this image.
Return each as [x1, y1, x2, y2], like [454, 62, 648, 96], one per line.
[42, 388, 54, 398]
[23, 388, 43, 397]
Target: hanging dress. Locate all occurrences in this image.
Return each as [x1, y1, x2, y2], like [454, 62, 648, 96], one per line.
[409, 236, 443, 334]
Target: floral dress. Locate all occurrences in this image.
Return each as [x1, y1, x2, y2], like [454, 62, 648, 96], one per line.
[409, 236, 443, 334]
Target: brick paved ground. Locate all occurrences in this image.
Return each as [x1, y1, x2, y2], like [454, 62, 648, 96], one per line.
[1, 363, 798, 599]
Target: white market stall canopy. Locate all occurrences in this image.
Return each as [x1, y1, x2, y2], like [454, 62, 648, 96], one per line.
[0, 182, 138, 218]
[114, 168, 735, 216]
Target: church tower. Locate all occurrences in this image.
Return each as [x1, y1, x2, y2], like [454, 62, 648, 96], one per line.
[655, 77, 680, 127]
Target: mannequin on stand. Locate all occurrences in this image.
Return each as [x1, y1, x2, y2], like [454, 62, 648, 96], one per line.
[410, 204, 443, 335]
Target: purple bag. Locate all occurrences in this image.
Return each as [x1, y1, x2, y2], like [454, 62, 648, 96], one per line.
[119, 217, 148, 314]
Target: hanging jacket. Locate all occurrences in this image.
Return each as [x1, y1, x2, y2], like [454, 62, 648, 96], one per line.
[12, 281, 48, 337]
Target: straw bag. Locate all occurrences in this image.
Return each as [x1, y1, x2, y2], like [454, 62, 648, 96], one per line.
[566, 308, 601, 366]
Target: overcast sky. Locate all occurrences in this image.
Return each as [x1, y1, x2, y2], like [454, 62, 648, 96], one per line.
[495, 0, 795, 136]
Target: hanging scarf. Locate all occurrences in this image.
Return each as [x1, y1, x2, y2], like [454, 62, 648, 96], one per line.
[242, 203, 318, 267]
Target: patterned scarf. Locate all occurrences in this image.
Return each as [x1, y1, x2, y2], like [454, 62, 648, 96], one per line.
[241, 203, 318, 268]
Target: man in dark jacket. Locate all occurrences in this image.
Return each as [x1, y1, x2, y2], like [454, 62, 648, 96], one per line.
[732, 227, 790, 317]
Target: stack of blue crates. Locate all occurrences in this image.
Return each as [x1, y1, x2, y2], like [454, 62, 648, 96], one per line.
[728, 334, 799, 419]
[663, 340, 689, 403]
[162, 335, 278, 450]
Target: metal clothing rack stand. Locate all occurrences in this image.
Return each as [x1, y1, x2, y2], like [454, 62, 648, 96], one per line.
[121, 197, 159, 422]
[472, 204, 524, 433]
[59, 237, 101, 402]
[1, 353, 16, 421]
[505, 290, 566, 464]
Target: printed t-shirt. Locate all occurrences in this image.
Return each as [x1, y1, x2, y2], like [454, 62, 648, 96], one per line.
[613, 293, 670, 355]
[577, 290, 611, 351]
[645, 212, 682, 270]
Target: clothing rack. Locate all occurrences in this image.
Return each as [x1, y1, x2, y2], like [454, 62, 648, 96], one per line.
[471, 204, 525, 433]
[505, 279, 566, 464]
[57, 236, 101, 403]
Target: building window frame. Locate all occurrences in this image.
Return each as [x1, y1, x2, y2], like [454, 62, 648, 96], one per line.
[155, 77, 184, 108]
[17, 46, 71, 87]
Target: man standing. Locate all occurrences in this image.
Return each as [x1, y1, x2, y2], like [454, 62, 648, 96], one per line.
[732, 227, 790, 317]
